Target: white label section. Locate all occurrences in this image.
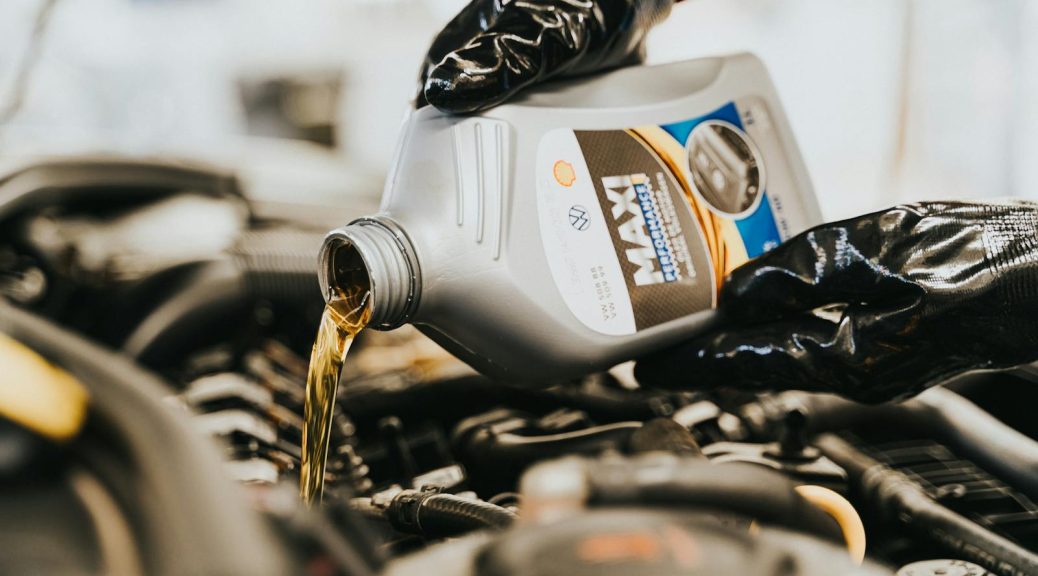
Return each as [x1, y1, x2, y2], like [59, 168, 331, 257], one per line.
[537, 129, 636, 336]
[738, 96, 820, 239]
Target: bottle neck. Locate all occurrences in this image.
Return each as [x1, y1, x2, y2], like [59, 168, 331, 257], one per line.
[318, 217, 420, 330]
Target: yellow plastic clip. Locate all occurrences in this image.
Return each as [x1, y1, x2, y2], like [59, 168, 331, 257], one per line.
[0, 333, 89, 442]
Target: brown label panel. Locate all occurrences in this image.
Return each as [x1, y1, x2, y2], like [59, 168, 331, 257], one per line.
[574, 130, 714, 330]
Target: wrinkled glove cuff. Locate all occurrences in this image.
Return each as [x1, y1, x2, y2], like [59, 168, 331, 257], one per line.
[979, 202, 1038, 278]
[965, 201, 1038, 362]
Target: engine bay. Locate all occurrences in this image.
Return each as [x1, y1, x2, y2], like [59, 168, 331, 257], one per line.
[2, 159, 1037, 576]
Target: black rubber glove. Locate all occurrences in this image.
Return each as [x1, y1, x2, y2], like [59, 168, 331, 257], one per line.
[635, 201, 1038, 403]
[419, 0, 676, 114]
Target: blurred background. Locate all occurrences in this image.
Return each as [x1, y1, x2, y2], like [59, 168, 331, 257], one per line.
[0, 0, 1034, 222]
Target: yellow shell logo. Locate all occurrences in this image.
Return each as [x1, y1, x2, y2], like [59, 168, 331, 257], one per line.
[553, 160, 576, 187]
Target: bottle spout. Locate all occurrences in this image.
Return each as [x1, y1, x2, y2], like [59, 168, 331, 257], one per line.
[318, 217, 421, 330]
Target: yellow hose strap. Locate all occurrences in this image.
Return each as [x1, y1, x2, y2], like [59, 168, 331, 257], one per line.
[0, 333, 88, 442]
[796, 484, 867, 565]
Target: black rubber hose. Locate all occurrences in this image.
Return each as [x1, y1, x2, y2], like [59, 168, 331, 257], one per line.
[817, 434, 1038, 576]
[0, 300, 292, 576]
[585, 459, 844, 544]
[121, 259, 246, 363]
[0, 158, 244, 222]
[230, 228, 325, 302]
[774, 388, 1038, 501]
[122, 228, 325, 364]
[456, 421, 642, 491]
[342, 374, 680, 430]
[913, 389, 1038, 500]
[484, 422, 643, 458]
[386, 491, 517, 538]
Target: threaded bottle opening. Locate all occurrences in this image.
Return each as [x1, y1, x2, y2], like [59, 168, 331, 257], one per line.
[318, 218, 420, 330]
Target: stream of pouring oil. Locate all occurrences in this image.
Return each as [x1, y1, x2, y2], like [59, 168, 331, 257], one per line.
[300, 281, 370, 507]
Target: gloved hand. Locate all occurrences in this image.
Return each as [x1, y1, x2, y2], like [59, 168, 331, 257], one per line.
[419, 0, 677, 114]
[635, 201, 1038, 403]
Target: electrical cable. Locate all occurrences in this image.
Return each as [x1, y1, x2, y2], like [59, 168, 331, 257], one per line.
[383, 490, 518, 538]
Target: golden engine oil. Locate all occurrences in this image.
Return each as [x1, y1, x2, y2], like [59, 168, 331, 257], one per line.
[300, 247, 371, 506]
[318, 54, 822, 384]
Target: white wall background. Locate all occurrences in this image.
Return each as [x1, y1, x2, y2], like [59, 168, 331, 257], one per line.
[0, 0, 1034, 220]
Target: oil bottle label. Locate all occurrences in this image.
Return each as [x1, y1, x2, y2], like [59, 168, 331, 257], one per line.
[536, 98, 809, 335]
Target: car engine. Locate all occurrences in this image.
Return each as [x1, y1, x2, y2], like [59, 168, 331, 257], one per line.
[2, 159, 1037, 576]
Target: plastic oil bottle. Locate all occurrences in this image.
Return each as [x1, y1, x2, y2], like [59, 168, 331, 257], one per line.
[304, 54, 822, 502]
[319, 53, 821, 383]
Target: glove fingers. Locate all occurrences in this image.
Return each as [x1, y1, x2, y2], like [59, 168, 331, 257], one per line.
[720, 217, 920, 324]
[634, 313, 859, 398]
[419, 0, 499, 85]
[416, 0, 497, 107]
[423, 4, 593, 113]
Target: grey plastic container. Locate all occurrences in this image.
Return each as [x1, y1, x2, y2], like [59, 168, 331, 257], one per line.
[319, 53, 822, 384]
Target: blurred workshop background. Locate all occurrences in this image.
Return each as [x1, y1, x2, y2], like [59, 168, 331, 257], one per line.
[0, 0, 1034, 222]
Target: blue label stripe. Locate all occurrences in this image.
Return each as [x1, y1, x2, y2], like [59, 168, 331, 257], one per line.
[661, 101, 743, 144]
[660, 102, 781, 258]
[633, 180, 678, 282]
[734, 196, 781, 258]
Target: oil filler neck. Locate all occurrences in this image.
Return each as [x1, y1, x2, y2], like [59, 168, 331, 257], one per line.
[318, 217, 420, 330]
